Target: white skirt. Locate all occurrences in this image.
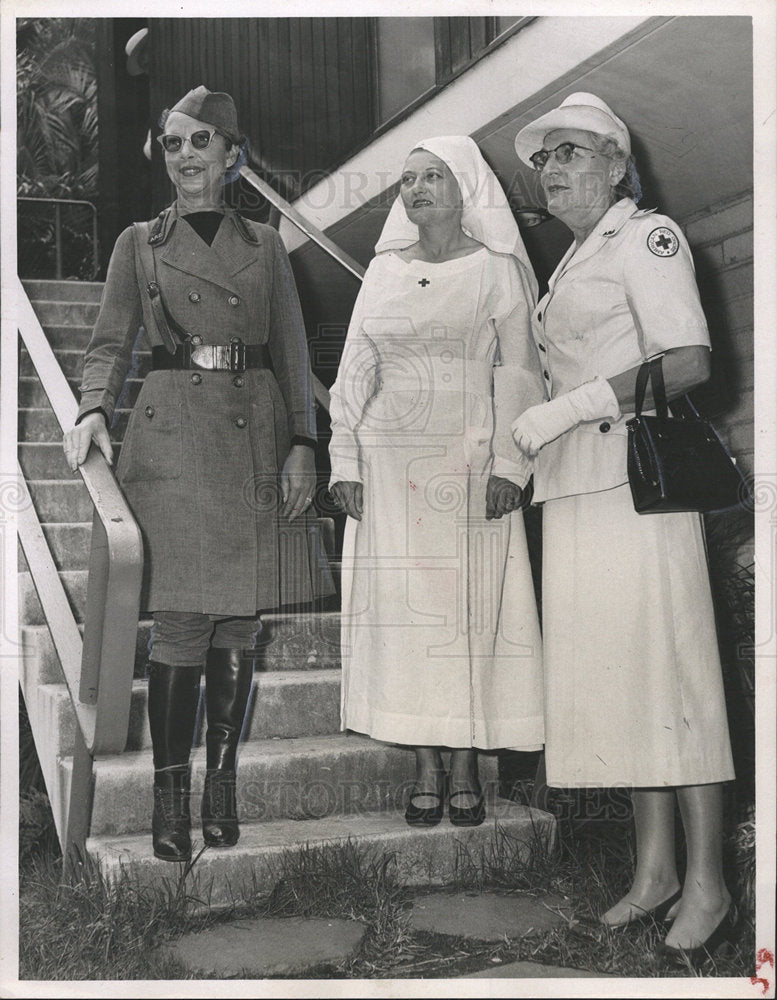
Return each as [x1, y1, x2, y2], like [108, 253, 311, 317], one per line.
[542, 483, 735, 788]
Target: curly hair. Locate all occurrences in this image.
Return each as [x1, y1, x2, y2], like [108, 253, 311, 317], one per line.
[586, 133, 643, 204]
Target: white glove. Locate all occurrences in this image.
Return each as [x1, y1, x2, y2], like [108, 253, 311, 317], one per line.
[511, 377, 621, 456]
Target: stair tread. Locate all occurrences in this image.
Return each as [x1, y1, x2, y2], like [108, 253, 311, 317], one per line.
[88, 732, 405, 773]
[41, 667, 341, 699]
[92, 801, 544, 850]
[20, 588, 341, 604]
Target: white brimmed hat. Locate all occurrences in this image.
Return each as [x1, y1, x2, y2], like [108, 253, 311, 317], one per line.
[125, 28, 149, 77]
[514, 92, 630, 166]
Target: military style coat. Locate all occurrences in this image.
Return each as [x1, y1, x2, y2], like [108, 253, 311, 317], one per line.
[77, 203, 332, 616]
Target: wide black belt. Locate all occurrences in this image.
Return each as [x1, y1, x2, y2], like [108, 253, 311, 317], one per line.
[152, 341, 271, 372]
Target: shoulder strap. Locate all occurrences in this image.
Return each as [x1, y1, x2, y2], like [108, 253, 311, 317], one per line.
[635, 356, 669, 420]
[131, 221, 183, 355]
[231, 211, 260, 244]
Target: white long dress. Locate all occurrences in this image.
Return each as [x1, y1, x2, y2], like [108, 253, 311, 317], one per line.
[328, 248, 545, 749]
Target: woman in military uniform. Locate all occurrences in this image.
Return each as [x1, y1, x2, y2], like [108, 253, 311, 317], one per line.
[511, 94, 736, 963]
[63, 86, 332, 862]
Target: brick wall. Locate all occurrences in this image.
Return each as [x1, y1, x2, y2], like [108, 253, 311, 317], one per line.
[681, 191, 754, 479]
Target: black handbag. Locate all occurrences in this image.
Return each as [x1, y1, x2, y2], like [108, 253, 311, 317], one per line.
[626, 357, 751, 514]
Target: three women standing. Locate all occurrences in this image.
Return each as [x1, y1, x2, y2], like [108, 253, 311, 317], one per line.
[329, 136, 544, 826]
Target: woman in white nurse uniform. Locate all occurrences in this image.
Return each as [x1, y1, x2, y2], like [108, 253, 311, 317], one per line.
[329, 136, 544, 828]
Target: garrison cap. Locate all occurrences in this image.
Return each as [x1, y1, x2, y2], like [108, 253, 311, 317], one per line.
[167, 85, 243, 145]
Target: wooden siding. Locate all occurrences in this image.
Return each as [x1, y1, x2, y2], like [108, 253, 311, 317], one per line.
[148, 18, 375, 212]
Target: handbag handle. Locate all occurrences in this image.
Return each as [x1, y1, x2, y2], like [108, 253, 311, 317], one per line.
[634, 357, 669, 420]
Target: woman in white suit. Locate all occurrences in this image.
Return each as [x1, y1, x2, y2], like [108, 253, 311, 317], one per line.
[511, 93, 735, 964]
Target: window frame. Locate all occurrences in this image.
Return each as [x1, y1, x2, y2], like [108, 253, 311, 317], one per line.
[369, 16, 535, 137]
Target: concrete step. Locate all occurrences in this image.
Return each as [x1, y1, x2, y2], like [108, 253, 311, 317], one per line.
[28, 300, 101, 327]
[36, 668, 343, 759]
[18, 407, 130, 443]
[21, 531, 339, 619]
[20, 346, 151, 380]
[89, 802, 554, 904]
[86, 734, 412, 835]
[19, 442, 92, 480]
[18, 525, 339, 595]
[18, 521, 93, 571]
[22, 611, 341, 681]
[76, 733, 503, 835]
[23, 279, 105, 303]
[20, 348, 82, 381]
[19, 376, 142, 410]
[18, 376, 79, 408]
[40, 325, 96, 350]
[19, 568, 85, 625]
[24, 480, 93, 523]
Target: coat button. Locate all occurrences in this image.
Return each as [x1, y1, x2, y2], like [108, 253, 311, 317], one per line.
[230, 336, 242, 344]
[599, 422, 611, 433]
[233, 375, 244, 388]
[144, 405, 155, 418]
[191, 335, 203, 346]
[538, 343, 546, 352]
[234, 416, 247, 428]
[188, 291, 201, 303]
[191, 373, 202, 385]
[543, 370, 550, 380]
[228, 295, 240, 307]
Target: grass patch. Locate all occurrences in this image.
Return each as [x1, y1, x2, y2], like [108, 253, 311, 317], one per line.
[19, 796, 756, 981]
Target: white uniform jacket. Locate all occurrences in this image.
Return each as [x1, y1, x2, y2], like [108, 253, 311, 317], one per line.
[531, 198, 711, 503]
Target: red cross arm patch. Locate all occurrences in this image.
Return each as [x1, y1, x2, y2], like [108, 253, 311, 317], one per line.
[647, 227, 680, 257]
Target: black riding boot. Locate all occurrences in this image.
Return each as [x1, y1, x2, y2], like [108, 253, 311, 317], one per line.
[201, 648, 255, 847]
[147, 661, 202, 862]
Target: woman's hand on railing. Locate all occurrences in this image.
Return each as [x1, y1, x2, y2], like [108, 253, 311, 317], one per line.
[63, 412, 113, 472]
[330, 481, 363, 521]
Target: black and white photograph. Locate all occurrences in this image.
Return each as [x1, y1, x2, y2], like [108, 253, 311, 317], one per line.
[1, 1, 775, 995]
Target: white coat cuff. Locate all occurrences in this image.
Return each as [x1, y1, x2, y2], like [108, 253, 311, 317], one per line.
[491, 453, 532, 489]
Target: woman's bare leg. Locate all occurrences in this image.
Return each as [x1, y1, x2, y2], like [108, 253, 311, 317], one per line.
[411, 746, 446, 807]
[449, 748, 480, 808]
[601, 788, 681, 926]
[664, 782, 731, 949]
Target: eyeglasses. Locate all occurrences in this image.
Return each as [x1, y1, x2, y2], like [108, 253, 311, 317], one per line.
[529, 142, 597, 171]
[157, 129, 218, 153]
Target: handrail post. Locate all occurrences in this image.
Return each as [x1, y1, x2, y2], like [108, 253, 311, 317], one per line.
[63, 725, 95, 878]
[17, 197, 100, 281]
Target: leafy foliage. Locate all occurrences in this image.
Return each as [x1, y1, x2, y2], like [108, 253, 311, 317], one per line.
[17, 18, 98, 199]
[17, 19, 99, 279]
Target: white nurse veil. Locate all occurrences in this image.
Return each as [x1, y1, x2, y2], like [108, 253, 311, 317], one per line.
[374, 134, 538, 301]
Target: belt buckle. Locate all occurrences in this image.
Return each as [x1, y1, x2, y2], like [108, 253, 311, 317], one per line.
[189, 345, 214, 370]
[229, 340, 246, 372]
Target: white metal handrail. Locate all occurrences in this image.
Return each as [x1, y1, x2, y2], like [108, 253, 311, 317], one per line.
[240, 166, 366, 282]
[239, 166, 370, 416]
[17, 276, 143, 864]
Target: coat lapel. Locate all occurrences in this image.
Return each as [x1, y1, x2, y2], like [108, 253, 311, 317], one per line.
[158, 208, 263, 293]
[548, 199, 643, 290]
[211, 212, 263, 278]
